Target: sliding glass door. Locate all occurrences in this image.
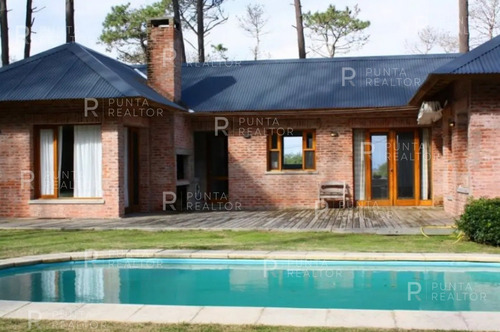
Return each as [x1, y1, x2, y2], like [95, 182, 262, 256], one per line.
[356, 129, 431, 206]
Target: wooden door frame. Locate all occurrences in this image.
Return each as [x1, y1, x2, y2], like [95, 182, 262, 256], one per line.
[359, 128, 430, 206]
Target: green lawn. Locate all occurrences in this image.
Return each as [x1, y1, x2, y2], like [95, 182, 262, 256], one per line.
[0, 319, 468, 332]
[0, 230, 497, 332]
[0, 229, 499, 259]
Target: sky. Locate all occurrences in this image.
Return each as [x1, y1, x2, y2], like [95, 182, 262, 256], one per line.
[4, 0, 459, 62]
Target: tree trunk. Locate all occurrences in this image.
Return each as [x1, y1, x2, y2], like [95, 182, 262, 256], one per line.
[0, 0, 9, 66]
[294, 0, 306, 58]
[172, 0, 186, 63]
[196, 0, 204, 62]
[459, 0, 469, 52]
[24, 0, 33, 59]
[66, 0, 75, 43]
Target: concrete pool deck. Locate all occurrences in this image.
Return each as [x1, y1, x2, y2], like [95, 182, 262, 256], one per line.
[1, 250, 500, 331]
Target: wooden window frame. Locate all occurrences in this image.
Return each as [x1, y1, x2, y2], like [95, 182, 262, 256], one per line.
[34, 124, 103, 199]
[267, 130, 316, 171]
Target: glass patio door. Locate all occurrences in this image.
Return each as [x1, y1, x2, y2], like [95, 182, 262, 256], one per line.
[394, 130, 418, 206]
[363, 129, 421, 206]
[367, 133, 391, 205]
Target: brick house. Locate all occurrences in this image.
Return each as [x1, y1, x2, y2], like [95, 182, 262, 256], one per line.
[0, 17, 498, 218]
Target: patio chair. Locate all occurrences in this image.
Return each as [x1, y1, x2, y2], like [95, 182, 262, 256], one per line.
[318, 181, 347, 208]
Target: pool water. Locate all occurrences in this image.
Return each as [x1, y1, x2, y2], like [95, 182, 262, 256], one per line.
[0, 259, 499, 311]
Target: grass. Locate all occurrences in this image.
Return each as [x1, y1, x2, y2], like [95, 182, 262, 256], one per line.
[0, 319, 468, 332]
[0, 229, 499, 259]
[0, 230, 496, 331]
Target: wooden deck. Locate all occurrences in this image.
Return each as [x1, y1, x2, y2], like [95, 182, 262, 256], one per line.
[0, 207, 455, 233]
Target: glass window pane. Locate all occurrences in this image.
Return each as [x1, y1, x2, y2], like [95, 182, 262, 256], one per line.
[59, 126, 74, 197]
[306, 132, 313, 149]
[271, 134, 278, 149]
[269, 151, 279, 170]
[396, 132, 415, 199]
[283, 136, 303, 169]
[305, 151, 314, 169]
[371, 134, 389, 200]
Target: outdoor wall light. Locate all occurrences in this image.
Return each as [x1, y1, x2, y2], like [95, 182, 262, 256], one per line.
[243, 132, 252, 139]
[449, 120, 455, 128]
[330, 131, 339, 137]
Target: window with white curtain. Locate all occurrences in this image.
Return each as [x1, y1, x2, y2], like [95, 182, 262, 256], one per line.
[37, 125, 102, 198]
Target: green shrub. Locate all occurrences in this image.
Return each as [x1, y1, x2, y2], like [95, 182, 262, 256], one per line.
[457, 198, 500, 246]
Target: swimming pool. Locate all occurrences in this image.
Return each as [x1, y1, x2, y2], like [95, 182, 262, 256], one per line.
[0, 258, 499, 311]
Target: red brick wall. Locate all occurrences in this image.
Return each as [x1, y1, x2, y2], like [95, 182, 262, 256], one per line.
[149, 112, 176, 211]
[438, 80, 500, 216]
[0, 100, 121, 218]
[468, 82, 500, 199]
[174, 113, 193, 150]
[0, 99, 189, 218]
[430, 120, 445, 206]
[193, 111, 429, 209]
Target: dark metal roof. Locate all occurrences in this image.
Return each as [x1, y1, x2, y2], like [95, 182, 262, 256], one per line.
[432, 35, 500, 74]
[0, 43, 183, 110]
[164, 54, 458, 112]
[409, 35, 500, 106]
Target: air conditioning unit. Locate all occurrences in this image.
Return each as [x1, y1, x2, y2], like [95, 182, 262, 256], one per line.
[417, 101, 443, 125]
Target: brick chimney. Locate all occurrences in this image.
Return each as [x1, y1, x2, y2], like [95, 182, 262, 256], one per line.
[147, 17, 182, 103]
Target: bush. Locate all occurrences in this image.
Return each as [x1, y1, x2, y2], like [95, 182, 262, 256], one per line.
[457, 198, 500, 246]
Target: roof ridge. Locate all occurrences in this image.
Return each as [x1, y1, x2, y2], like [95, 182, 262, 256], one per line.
[68, 44, 136, 97]
[180, 53, 460, 67]
[41, 57, 80, 99]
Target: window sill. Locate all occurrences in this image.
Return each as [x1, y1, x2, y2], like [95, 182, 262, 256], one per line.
[265, 171, 318, 175]
[29, 199, 105, 205]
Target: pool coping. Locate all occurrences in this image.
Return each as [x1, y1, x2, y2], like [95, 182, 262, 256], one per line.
[2, 250, 500, 269]
[1, 250, 500, 331]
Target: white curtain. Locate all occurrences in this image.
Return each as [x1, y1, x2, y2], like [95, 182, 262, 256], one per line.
[421, 129, 430, 200]
[124, 128, 129, 208]
[58, 126, 63, 190]
[74, 125, 103, 198]
[354, 130, 366, 201]
[40, 129, 55, 196]
[75, 268, 104, 302]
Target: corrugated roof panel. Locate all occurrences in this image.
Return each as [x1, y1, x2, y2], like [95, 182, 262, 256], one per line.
[432, 35, 500, 74]
[86, 78, 124, 98]
[0, 58, 43, 100]
[0, 43, 184, 110]
[181, 54, 459, 112]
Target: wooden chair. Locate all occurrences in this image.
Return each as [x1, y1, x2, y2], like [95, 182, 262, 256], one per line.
[318, 181, 347, 208]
